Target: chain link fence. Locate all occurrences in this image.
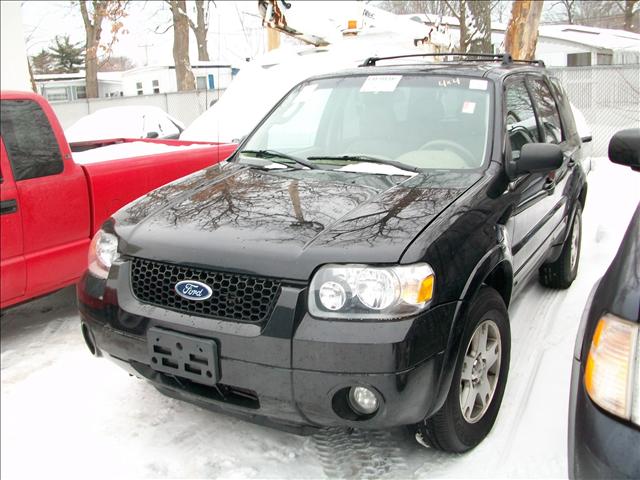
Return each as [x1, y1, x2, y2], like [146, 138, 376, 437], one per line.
[50, 66, 639, 157]
[550, 65, 640, 157]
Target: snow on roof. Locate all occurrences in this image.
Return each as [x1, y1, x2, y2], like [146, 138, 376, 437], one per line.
[538, 24, 640, 52]
[34, 71, 123, 83]
[118, 62, 232, 76]
[402, 14, 640, 52]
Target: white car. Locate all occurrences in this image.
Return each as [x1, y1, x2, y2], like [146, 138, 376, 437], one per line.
[66, 106, 185, 144]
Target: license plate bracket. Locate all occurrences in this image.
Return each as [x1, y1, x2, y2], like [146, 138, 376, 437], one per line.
[147, 327, 219, 386]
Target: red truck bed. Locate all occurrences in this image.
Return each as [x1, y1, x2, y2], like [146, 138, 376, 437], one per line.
[0, 91, 237, 309]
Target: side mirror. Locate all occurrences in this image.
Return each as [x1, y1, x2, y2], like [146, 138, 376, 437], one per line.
[608, 129, 640, 172]
[146, 131, 160, 139]
[512, 143, 563, 177]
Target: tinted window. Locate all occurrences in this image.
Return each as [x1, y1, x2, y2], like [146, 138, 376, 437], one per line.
[0, 100, 64, 181]
[529, 78, 563, 144]
[505, 79, 539, 157]
[549, 77, 578, 141]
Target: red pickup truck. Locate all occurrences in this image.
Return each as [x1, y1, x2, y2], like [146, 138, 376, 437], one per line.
[0, 91, 236, 309]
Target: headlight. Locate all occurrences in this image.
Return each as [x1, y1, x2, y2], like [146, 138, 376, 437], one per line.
[308, 263, 435, 319]
[584, 313, 639, 426]
[88, 229, 119, 279]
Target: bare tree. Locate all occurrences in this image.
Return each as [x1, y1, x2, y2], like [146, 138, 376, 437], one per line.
[444, 0, 494, 53]
[467, 1, 493, 52]
[380, 0, 452, 16]
[188, 0, 214, 61]
[166, 0, 195, 91]
[99, 55, 135, 71]
[614, 0, 639, 31]
[79, 1, 128, 98]
[554, 0, 577, 24]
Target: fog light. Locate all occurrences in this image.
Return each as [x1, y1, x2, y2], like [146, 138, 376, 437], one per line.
[348, 386, 379, 415]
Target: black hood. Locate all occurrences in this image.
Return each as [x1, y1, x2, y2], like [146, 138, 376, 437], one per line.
[113, 162, 481, 280]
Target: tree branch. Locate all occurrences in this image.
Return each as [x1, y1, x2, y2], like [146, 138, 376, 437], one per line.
[79, 1, 92, 30]
[443, 0, 461, 20]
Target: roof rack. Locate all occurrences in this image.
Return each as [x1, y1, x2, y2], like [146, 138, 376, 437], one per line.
[359, 53, 545, 68]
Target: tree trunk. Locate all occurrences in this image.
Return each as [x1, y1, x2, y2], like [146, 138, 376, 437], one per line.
[267, 27, 281, 51]
[194, 0, 209, 61]
[80, 1, 104, 99]
[467, 0, 492, 53]
[623, 0, 637, 31]
[459, 0, 468, 53]
[169, 0, 196, 91]
[504, 0, 544, 61]
[28, 60, 37, 94]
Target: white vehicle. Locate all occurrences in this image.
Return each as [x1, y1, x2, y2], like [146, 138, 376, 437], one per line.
[182, 2, 593, 153]
[181, 3, 453, 143]
[66, 106, 185, 144]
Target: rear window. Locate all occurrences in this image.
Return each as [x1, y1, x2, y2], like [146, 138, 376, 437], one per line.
[0, 100, 64, 181]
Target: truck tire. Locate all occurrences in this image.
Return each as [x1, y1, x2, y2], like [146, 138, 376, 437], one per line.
[416, 286, 511, 453]
[539, 205, 582, 289]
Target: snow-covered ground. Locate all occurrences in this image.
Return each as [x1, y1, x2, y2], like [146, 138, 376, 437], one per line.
[1, 158, 639, 479]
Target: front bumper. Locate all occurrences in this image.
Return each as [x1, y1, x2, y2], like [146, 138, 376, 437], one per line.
[77, 259, 457, 434]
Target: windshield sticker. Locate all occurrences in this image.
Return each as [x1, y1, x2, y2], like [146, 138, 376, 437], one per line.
[360, 75, 402, 92]
[438, 77, 461, 88]
[462, 101, 476, 114]
[469, 79, 488, 90]
[294, 84, 318, 103]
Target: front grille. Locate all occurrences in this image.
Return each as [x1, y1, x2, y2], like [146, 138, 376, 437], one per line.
[130, 257, 281, 322]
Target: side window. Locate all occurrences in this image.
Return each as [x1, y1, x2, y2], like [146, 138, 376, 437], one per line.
[505, 79, 540, 158]
[549, 77, 578, 141]
[0, 100, 64, 181]
[529, 78, 564, 144]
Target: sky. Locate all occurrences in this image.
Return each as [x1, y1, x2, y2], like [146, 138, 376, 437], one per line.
[20, 1, 270, 67]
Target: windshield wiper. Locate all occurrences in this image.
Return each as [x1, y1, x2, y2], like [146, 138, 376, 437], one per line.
[240, 149, 319, 170]
[307, 155, 420, 173]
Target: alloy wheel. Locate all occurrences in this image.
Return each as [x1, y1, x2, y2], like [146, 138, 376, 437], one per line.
[459, 319, 502, 424]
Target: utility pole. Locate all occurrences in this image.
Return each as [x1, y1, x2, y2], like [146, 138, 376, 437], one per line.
[138, 42, 153, 66]
[267, 27, 280, 51]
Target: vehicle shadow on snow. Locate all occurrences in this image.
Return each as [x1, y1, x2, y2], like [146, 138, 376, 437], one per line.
[0, 286, 78, 350]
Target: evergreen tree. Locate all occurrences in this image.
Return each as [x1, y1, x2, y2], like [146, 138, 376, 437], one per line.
[49, 35, 84, 73]
[30, 48, 56, 74]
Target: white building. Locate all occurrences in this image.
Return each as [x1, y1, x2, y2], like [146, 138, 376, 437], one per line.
[119, 62, 235, 97]
[35, 72, 123, 102]
[404, 14, 640, 66]
[34, 62, 236, 102]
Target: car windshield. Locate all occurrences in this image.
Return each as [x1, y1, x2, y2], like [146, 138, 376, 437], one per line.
[242, 74, 492, 171]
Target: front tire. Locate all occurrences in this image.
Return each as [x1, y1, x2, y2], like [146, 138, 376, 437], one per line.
[539, 205, 582, 289]
[415, 287, 511, 453]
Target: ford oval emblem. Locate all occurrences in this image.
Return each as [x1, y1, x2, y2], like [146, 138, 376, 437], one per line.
[175, 280, 213, 301]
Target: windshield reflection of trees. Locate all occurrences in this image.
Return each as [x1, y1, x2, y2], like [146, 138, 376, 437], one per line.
[118, 163, 471, 248]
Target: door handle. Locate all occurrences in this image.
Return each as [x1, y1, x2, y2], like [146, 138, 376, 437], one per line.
[0, 199, 18, 215]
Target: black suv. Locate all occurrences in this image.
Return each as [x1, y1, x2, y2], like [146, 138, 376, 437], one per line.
[78, 54, 588, 453]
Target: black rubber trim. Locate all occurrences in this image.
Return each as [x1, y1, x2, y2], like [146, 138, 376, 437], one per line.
[0, 199, 17, 215]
